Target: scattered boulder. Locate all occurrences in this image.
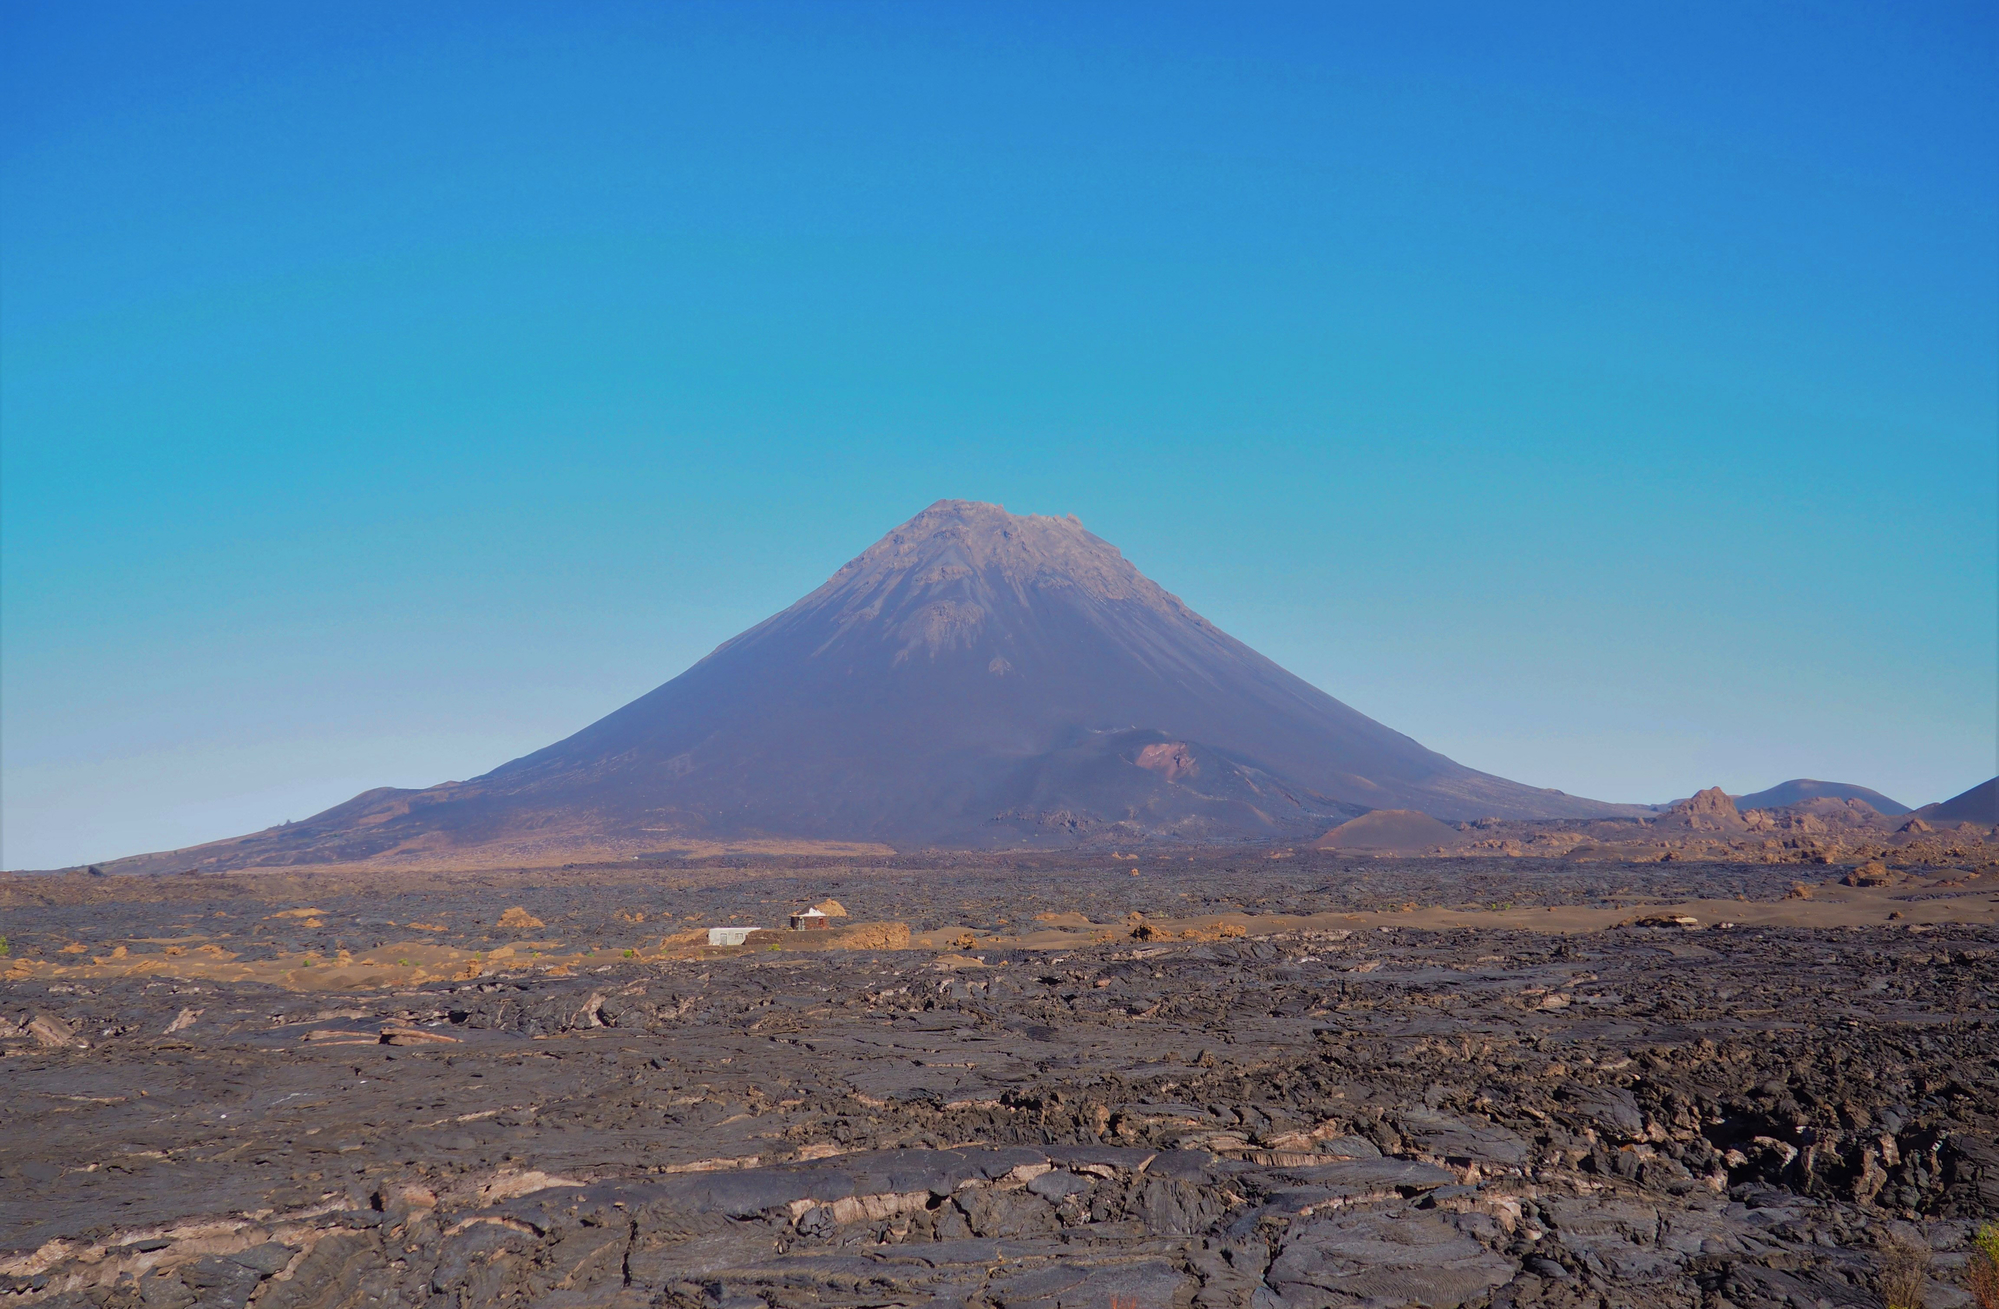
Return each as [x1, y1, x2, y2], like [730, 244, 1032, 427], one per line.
[27, 1013, 76, 1048]
[1842, 861, 1896, 887]
[227, 1242, 299, 1275]
[498, 907, 545, 931]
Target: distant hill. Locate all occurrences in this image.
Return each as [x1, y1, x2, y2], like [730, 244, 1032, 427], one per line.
[1916, 777, 1997, 825]
[1311, 809, 1461, 852]
[1733, 779, 1910, 816]
[72, 500, 1646, 872]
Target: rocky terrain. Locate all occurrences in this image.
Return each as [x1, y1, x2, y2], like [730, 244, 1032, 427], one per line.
[4, 855, 1998, 1308]
[1321, 786, 1998, 870]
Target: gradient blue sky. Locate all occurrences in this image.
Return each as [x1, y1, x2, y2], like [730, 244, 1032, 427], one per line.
[4, 2, 1995, 869]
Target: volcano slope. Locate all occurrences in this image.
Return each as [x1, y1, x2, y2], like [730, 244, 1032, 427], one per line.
[83, 501, 1638, 875]
[3, 854, 1997, 1309]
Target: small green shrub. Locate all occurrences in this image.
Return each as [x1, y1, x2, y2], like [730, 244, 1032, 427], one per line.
[1970, 1222, 1999, 1309]
[0, 936, 9, 957]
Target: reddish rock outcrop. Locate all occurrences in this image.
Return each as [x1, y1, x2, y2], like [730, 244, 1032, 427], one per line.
[1665, 787, 1746, 832]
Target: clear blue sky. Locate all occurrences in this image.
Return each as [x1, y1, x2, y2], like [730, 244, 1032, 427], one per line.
[4, 2, 1995, 869]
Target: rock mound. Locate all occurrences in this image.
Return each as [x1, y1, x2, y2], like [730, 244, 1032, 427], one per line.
[1663, 787, 1745, 832]
[1312, 809, 1460, 852]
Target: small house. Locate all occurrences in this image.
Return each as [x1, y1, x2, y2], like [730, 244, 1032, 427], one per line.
[707, 926, 757, 947]
[789, 907, 829, 931]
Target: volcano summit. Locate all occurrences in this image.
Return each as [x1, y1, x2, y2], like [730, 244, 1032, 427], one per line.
[93, 501, 1639, 870]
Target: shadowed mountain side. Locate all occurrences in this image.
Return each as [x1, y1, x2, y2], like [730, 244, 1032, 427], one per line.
[68, 501, 1646, 872]
[1916, 777, 1997, 825]
[1734, 779, 1910, 816]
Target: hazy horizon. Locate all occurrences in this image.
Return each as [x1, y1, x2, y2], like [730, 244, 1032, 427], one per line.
[5, 3, 1995, 869]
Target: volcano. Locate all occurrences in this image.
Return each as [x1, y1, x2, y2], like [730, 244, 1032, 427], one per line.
[91, 501, 1641, 870]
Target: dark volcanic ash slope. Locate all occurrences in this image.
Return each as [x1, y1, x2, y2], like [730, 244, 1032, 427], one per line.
[1921, 776, 1999, 825]
[90, 501, 1640, 869]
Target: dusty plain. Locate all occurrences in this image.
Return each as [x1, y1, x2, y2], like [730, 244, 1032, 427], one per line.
[3, 841, 1998, 1309]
